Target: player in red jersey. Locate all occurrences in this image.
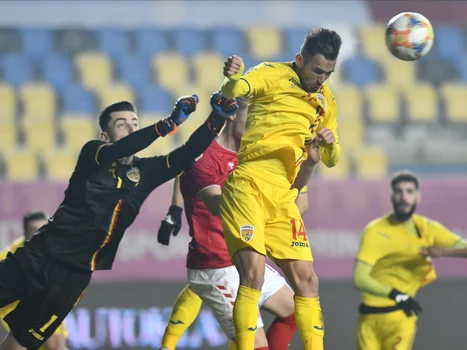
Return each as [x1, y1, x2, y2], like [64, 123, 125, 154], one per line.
[158, 95, 318, 350]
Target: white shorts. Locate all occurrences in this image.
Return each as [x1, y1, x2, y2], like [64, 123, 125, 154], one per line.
[187, 264, 287, 339]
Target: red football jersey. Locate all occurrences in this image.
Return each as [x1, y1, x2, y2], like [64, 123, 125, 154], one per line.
[180, 140, 237, 269]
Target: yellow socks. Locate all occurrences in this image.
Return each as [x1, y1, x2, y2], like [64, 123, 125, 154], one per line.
[294, 296, 325, 350]
[233, 285, 261, 350]
[161, 285, 202, 350]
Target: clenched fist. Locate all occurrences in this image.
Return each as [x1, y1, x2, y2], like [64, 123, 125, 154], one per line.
[316, 128, 335, 145]
[223, 55, 244, 78]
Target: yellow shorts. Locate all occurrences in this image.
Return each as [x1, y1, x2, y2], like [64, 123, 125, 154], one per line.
[357, 310, 417, 350]
[220, 169, 313, 263]
[0, 301, 69, 349]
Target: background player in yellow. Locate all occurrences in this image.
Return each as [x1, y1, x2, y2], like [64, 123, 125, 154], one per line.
[0, 211, 69, 350]
[353, 171, 467, 350]
[220, 28, 342, 350]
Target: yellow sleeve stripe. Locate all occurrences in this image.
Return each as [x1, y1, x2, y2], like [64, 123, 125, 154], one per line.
[240, 78, 251, 96]
[166, 154, 171, 168]
[94, 144, 107, 165]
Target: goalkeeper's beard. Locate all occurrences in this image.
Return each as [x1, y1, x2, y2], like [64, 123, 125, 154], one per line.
[392, 200, 417, 222]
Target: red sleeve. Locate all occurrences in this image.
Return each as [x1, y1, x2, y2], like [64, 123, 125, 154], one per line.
[189, 153, 220, 194]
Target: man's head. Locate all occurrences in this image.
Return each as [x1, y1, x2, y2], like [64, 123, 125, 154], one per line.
[23, 210, 49, 240]
[390, 171, 420, 222]
[99, 101, 139, 143]
[294, 28, 342, 93]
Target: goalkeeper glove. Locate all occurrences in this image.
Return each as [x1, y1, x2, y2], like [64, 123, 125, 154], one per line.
[207, 92, 239, 134]
[157, 205, 183, 246]
[156, 95, 199, 137]
[389, 288, 423, 317]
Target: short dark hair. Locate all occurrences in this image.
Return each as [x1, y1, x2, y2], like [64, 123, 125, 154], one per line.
[301, 28, 343, 61]
[391, 171, 419, 190]
[23, 210, 48, 232]
[98, 101, 136, 132]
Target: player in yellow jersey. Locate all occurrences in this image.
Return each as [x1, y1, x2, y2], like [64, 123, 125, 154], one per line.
[353, 171, 467, 350]
[220, 28, 342, 350]
[0, 211, 69, 350]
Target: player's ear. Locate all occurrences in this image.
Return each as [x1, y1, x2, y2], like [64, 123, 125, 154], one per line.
[295, 53, 304, 67]
[100, 131, 110, 143]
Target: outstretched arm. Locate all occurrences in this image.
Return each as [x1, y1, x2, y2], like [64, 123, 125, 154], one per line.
[157, 176, 184, 246]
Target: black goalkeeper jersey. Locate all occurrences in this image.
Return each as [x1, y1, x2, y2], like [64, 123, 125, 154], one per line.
[30, 118, 223, 271]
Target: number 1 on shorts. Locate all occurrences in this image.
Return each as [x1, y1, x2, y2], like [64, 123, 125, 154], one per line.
[39, 315, 58, 333]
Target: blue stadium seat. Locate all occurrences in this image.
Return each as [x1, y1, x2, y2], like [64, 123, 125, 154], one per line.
[241, 54, 261, 71]
[42, 54, 74, 91]
[1, 54, 35, 87]
[139, 85, 173, 114]
[18, 28, 53, 61]
[96, 28, 130, 61]
[172, 28, 206, 56]
[62, 85, 95, 114]
[459, 54, 467, 83]
[135, 28, 169, 59]
[283, 28, 308, 57]
[115, 54, 151, 94]
[343, 57, 380, 87]
[211, 28, 244, 57]
[434, 26, 465, 62]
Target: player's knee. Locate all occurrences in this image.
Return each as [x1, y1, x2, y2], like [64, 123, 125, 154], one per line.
[239, 271, 264, 290]
[233, 250, 266, 290]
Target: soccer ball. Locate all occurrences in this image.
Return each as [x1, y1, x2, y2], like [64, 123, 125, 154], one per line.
[385, 12, 434, 61]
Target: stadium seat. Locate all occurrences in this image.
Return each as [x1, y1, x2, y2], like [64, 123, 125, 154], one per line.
[246, 27, 282, 61]
[355, 147, 387, 179]
[417, 57, 459, 86]
[137, 114, 180, 157]
[0, 28, 21, 53]
[116, 54, 151, 94]
[0, 83, 17, 124]
[135, 28, 169, 59]
[241, 54, 261, 71]
[402, 84, 438, 123]
[0, 123, 17, 152]
[139, 85, 173, 114]
[41, 53, 74, 91]
[23, 122, 56, 152]
[459, 54, 467, 83]
[318, 150, 351, 179]
[364, 84, 401, 123]
[96, 28, 130, 60]
[359, 25, 392, 61]
[75, 51, 113, 91]
[1, 54, 35, 87]
[172, 28, 207, 56]
[383, 57, 416, 87]
[151, 52, 189, 93]
[61, 85, 95, 114]
[96, 83, 134, 110]
[332, 84, 362, 124]
[434, 26, 465, 62]
[18, 28, 53, 61]
[3, 149, 39, 181]
[42, 149, 78, 181]
[283, 28, 308, 57]
[440, 83, 467, 123]
[338, 122, 364, 152]
[211, 28, 245, 57]
[19, 82, 56, 122]
[54, 28, 98, 54]
[342, 57, 381, 87]
[61, 115, 97, 152]
[192, 52, 225, 92]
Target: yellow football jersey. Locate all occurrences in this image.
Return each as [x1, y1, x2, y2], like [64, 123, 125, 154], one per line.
[222, 61, 340, 186]
[356, 214, 461, 307]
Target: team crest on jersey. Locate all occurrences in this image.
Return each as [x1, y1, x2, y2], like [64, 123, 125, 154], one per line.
[316, 93, 326, 110]
[240, 225, 254, 243]
[126, 167, 140, 182]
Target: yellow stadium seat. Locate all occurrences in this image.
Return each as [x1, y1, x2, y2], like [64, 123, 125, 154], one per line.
[19, 83, 56, 122]
[23, 122, 56, 152]
[355, 147, 387, 179]
[440, 83, 467, 123]
[96, 83, 134, 110]
[152, 53, 189, 93]
[402, 83, 437, 123]
[0, 123, 17, 152]
[318, 151, 352, 179]
[359, 25, 393, 62]
[0, 83, 17, 124]
[364, 84, 401, 123]
[136, 114, 179, 157]
[383, 57, 416, 87]
[61, 115, 97, 152]
[332, 84, 363, 124]
[75, 52, 113, 91]
[3, 149, 39, 180]
[192, 52, 225, 92]
[246, 27, 282, 61]
[42, 149, 78, 181]
[337, 122, 364, 151]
